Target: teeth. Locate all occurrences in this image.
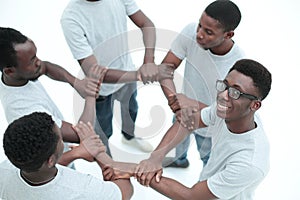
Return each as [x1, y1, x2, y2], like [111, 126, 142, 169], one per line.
[217, 103, 228, 111]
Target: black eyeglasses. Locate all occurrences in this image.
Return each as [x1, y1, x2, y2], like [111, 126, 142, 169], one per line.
[216, 80, 259, 100]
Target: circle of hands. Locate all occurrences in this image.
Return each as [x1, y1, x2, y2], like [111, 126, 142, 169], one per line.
[70, 63, 201, 187]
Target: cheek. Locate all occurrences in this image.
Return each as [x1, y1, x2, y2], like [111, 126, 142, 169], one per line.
[234, 102, 252, 117]
[58, 142, 65, 156]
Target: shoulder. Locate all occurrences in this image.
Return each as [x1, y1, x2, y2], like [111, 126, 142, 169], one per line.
[56, 165, 122, 198]
[0, 160, 18, 182]
[179, 23, 197, 38]
[61, 0, 83, 20]
[207, 164, 264, 199]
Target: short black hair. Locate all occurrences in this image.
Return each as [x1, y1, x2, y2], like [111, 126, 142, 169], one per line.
[0, 27, 28, 72]
[3, 112, 59, 172]
[229, 59, 272, 100]
[205, 0, 241, 32]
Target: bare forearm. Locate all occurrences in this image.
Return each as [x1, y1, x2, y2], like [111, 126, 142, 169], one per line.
[43, 61, 76, 87]
[142, 26, 155, 63]
[113, 179, 134, 200]
[151, 121, 190, 162]
[95, 152, 115, 169]
[58, 150, 80, 166]
[103, 69, 138, 83]
[78, 55, 139, 84]
[160, 79, 177, 100]
[150, 176, 191, 200]
[78, 96, 96, 126]
[150, 178, 216, 200]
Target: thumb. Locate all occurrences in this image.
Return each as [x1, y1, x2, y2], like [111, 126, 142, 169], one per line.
[155, 171, 162, 183]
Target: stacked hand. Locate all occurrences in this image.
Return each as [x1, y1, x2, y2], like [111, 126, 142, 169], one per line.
[134, 154, 163, 187]
[102, 162, 137, 181]
[137, 63, 174, 84]
[74, 65, 108, 98]
[168, 93, 200, 131]
[72, 121, 106, 161]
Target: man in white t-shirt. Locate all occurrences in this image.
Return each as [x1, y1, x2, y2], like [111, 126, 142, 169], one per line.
[61, 0, 165, 154]
[1, 112, 132, 200]
[0, 27, 107, 167]
[134, 59, 272, 199]
[159, 0, 245, 168]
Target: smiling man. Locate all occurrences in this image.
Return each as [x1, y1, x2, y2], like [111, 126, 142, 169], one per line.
[158, 0, 245, 168]
[135, 59, 272, 200]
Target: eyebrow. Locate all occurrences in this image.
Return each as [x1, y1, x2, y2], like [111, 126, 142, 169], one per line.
[224, 79, 246, 92]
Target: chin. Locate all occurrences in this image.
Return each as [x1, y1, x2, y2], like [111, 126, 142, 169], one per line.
[216, 109, 228, 119]
[29, 76, 39, 82]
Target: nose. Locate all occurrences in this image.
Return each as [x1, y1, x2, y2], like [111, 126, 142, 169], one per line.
[197, 28, 204, 39]
[218, 89, 229, 101]
[35, 58, 41, 67]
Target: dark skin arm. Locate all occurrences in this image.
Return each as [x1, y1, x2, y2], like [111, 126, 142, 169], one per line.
[78, 55, 174, 85]
[159, 51, 182, 98]
[73, 121, 134, 200]
[129, 10, 156, 64]
[135, 100, 207, 186]
[159, 52, 202, 129]
[78, 55, 139, 84]
[77, 10, 158, 85]
[57, 66, 106, 166]
[150, 177, 217, 200]
[59, 65, 106, 143]
[41, 61, 76, 86]
[41, 60, 100, 98]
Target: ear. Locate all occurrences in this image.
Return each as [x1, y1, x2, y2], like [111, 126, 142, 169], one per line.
[224, 31, 234, 39]
[250, 100, 261, 111]
[3, 67, 16, 76]
[47, 155, 57, 168]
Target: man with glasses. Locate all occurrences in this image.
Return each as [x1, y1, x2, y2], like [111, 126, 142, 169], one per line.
[133, 59, 272, 199]
[215, 80, 259, 100]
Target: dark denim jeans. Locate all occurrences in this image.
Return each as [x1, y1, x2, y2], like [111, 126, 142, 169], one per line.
[175, 133, 211, 166]
[95, 83, 138, 156]
[173, 115, 211, 166]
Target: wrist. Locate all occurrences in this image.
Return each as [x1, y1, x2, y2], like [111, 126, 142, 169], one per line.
[143, 56, 155, 64]
[150, 151, 165, 163]
[136, 70, 141, 81]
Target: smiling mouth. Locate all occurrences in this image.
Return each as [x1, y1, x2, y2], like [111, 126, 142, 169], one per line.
[197, 39, 205, 46]
[217, 102, 229, 112]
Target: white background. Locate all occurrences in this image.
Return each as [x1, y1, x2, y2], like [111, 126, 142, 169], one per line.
[0, 0, 300, 199]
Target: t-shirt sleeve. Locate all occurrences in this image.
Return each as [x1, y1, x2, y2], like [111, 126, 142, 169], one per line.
[122, 0, 139, 16]
[200, 103, 217, 126]
[83, 175, 122, 199]
[207, 164, 264, 199]
[60, 17, 93, 60]
[170, 23, 197, 60]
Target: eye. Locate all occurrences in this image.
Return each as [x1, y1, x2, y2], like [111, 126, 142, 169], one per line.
[206, 30, 213, 35]
[231, 88, 241, 98]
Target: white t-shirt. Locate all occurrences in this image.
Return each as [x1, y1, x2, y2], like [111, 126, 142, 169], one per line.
[61, 0, 139, 96]
[199, 105, 270, 199]
[171, 23, 245, 136]
[0, 160, 121, 200]
[0, 76, 63, 128]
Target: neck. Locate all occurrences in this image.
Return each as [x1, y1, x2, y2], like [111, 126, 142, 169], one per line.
[210, 39, 234, 56]
[20, 167, 57, 186]
[226, 117, 256, 134]
[2, 74, 28, 86]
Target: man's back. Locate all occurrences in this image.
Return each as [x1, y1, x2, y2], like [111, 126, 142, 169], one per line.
[0, 160, 122, 200]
